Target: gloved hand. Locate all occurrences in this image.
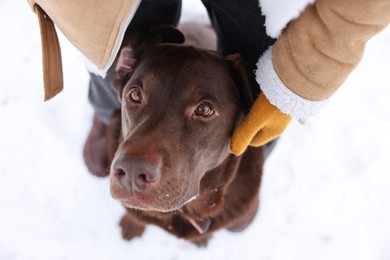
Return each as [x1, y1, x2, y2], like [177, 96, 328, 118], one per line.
[230, 93, 291, 156]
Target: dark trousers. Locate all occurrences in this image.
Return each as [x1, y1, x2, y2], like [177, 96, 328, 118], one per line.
[89, 0, 275, 124]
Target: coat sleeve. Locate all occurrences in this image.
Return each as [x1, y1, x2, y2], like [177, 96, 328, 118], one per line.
[256, 0, 390, 121]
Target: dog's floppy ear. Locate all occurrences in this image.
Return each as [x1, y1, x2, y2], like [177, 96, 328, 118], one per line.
[116, 47, 137, 80]
[113, 25, 185, 101]
[112, 46, 136, 101]
[226, 54, 260, 114]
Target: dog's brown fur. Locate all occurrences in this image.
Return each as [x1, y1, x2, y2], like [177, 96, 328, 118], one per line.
[108, 23, 264, 246]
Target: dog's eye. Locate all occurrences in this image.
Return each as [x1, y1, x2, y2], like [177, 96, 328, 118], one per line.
[195, 102, 214, 117]
[127, 87, 143, 103]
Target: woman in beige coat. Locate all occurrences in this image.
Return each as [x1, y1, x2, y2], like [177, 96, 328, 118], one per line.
[28, 0, 390, 176]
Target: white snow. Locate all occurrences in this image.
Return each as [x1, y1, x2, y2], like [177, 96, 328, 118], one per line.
[1, 0, 390, 259]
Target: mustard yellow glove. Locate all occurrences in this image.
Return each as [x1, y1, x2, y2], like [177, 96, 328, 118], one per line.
[230, 93, 291, 156]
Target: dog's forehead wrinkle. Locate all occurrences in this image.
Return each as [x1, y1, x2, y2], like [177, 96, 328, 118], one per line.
[142, 46, 234, 96]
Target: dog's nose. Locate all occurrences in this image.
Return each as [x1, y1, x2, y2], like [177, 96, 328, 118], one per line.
[111, 153, 161, 192]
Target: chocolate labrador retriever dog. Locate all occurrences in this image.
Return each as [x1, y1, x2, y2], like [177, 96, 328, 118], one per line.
[108, 23, 265, 246]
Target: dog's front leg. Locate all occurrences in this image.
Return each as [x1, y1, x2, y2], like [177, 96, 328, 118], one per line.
[119, 212, 146, 240]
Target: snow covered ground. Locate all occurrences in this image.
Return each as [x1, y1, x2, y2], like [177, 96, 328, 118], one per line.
[1, 0, 390, 259]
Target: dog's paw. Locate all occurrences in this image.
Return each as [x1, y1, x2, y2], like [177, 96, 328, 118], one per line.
[190, 235, 212, 247]
[119, 214, 146, 241]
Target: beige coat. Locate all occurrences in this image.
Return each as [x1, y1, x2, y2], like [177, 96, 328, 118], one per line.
[275, 0, 390, 101]
[255, 0, 390, 120]
[28, 0, 141, 100]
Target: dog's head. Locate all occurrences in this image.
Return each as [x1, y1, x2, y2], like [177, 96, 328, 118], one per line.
[109, 25, 258, 212]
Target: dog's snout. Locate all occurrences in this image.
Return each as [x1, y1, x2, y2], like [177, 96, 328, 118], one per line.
[112, 153, 161, 192]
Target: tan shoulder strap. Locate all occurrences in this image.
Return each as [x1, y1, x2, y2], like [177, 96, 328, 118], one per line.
[34, 4, 63, 101]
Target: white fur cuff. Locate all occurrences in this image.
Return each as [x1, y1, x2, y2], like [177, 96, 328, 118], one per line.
[255, 47, 329, 122]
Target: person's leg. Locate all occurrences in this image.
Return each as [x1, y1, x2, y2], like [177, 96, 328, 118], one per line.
[201, 0, 275, 65]
[88, 70, 119, 125]
[84, 0, 182, 177]
[201, 0, 278, 157]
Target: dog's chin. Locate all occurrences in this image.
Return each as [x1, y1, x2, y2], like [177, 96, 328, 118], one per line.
[110, 179, 198, 212]
[120, 194, 198, 213]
